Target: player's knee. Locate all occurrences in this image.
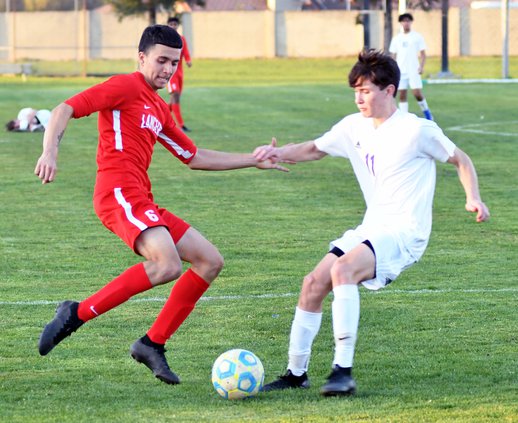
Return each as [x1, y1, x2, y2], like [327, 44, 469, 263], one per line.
[301, 272, 327, 303]
[208, 250, 225, 277]
[149, 260, 182, 286]
[162, 261, 183, 283]
[193, 250, 224, 283]
[330, 260, 355, 285]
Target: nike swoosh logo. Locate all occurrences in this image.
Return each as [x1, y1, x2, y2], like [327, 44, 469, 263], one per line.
[90, 305, 99, 316]
[338, 336, 351, 341]
[144, 105, 151, 109]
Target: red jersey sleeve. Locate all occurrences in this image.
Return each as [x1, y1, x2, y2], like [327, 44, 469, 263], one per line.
[158, 123, 198, 164]
[65, 75, 135, 118]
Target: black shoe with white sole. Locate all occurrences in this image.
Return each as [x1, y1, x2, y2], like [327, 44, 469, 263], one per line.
[320, 365, 356, 397]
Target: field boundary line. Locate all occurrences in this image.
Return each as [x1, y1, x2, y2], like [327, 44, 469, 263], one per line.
[426, 78, 518, 84]
[446, 119, 518, 137]
[1, 288, 517, 306]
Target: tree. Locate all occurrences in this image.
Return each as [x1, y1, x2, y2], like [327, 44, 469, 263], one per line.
[109, 0, 205, 25]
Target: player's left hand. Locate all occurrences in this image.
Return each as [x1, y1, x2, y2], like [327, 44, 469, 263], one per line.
[256, 159, 290, 172]
[466, 200, 490, 222]
[254, 137, 279, 162]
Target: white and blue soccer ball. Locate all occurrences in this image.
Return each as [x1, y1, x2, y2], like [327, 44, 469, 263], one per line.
[211, 349, 265, 400]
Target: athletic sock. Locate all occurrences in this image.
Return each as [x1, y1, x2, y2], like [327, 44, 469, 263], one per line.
[331, 284, 360, 368]
[171, 104, 184, 127]
[287, 307, 322, 376]
[418, 99, 430, 112]
[77, 263, 152, 322]
[141, 334, 165, 350]
[399, 102, 409, 113]
[146, 269, 209, 344]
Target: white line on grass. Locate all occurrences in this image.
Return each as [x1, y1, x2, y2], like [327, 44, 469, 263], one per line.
[426, 78, 518, 84]
[1, 288, 516, 306]
[446, 120, 518, 137]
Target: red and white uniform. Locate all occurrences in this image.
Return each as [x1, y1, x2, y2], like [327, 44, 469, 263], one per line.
[167, 35, 191, 94]
[65, 71, 198, 250]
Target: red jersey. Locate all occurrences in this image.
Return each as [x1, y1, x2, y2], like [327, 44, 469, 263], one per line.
[65, 72, 197, 194]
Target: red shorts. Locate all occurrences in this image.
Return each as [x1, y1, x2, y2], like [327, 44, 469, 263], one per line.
[93, 187, 190, 252]
[167, 73, 183, 94]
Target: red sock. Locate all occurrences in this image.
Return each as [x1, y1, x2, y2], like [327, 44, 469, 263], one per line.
[147, 269, 209, 344]
[77, 263, 152, 322]
[171, 103, 184, 127]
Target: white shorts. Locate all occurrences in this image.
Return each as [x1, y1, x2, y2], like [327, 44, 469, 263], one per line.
[399, 72, 423, 90]
[330, 226, 417, 291]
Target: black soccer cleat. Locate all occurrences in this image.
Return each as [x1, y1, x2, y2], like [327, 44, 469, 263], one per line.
[262, 369, 310, 392]
[320, 365, 356, 397]
[130, 338, 180, 385]
[181, 125, 191, 132]
[38, 300, 84, 356]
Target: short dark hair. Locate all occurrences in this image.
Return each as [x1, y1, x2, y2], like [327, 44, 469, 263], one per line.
[167, 16, 180, 25]
[348, 49, 400, 97]
[398, 13, 413, 22]
[138, 24, 183, 54]
[5, 120, 17, 131]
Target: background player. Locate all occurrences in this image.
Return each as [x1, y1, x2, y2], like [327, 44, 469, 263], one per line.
[6, 107, 51, 132]
[389, 13, 433, 120]
[254, 49, 489, 396]
[166, 16, 192, 132]
[35, 24, 286, 385]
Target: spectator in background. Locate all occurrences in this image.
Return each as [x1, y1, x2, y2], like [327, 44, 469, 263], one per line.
[167, 16, 193, 132]
[389, 13, 433, 120]
[6, 108, 51, 132]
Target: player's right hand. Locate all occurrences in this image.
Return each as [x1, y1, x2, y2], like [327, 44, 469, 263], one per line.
[34, 152, 58, 184]
[254, 137, 281, 162]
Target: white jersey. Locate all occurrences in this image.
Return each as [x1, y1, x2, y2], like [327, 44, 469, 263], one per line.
[314, 110, 456, 261]
[17, 108, 36, 131]
[389, 31, 426, 76]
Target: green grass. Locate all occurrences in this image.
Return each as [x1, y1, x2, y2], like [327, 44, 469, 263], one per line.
[2, 55, 518, 81]
[1, 59, 517, 422]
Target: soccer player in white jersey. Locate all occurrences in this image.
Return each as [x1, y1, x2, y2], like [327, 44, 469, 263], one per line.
[389, 13, 433, 120]
[254, 50, 489, 396]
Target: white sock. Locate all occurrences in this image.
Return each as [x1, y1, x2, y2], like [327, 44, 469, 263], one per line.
[287, 307, 322, 376]
[399, 102, 409, 113]
[418, 99, 429, 112]
[332, 284, 360, 368]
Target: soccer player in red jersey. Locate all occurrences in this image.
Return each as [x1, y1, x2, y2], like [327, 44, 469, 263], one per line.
[166, 16, 192, 132]
[35, 24, 286, 385]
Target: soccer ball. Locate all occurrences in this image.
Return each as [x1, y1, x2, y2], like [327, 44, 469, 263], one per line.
[211, 349, 265, 400]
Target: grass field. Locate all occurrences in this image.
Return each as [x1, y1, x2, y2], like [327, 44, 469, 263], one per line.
[1, 59, 517, 422]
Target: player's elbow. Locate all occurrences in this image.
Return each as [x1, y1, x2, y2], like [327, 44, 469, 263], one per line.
[187, 154, 204, 170]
